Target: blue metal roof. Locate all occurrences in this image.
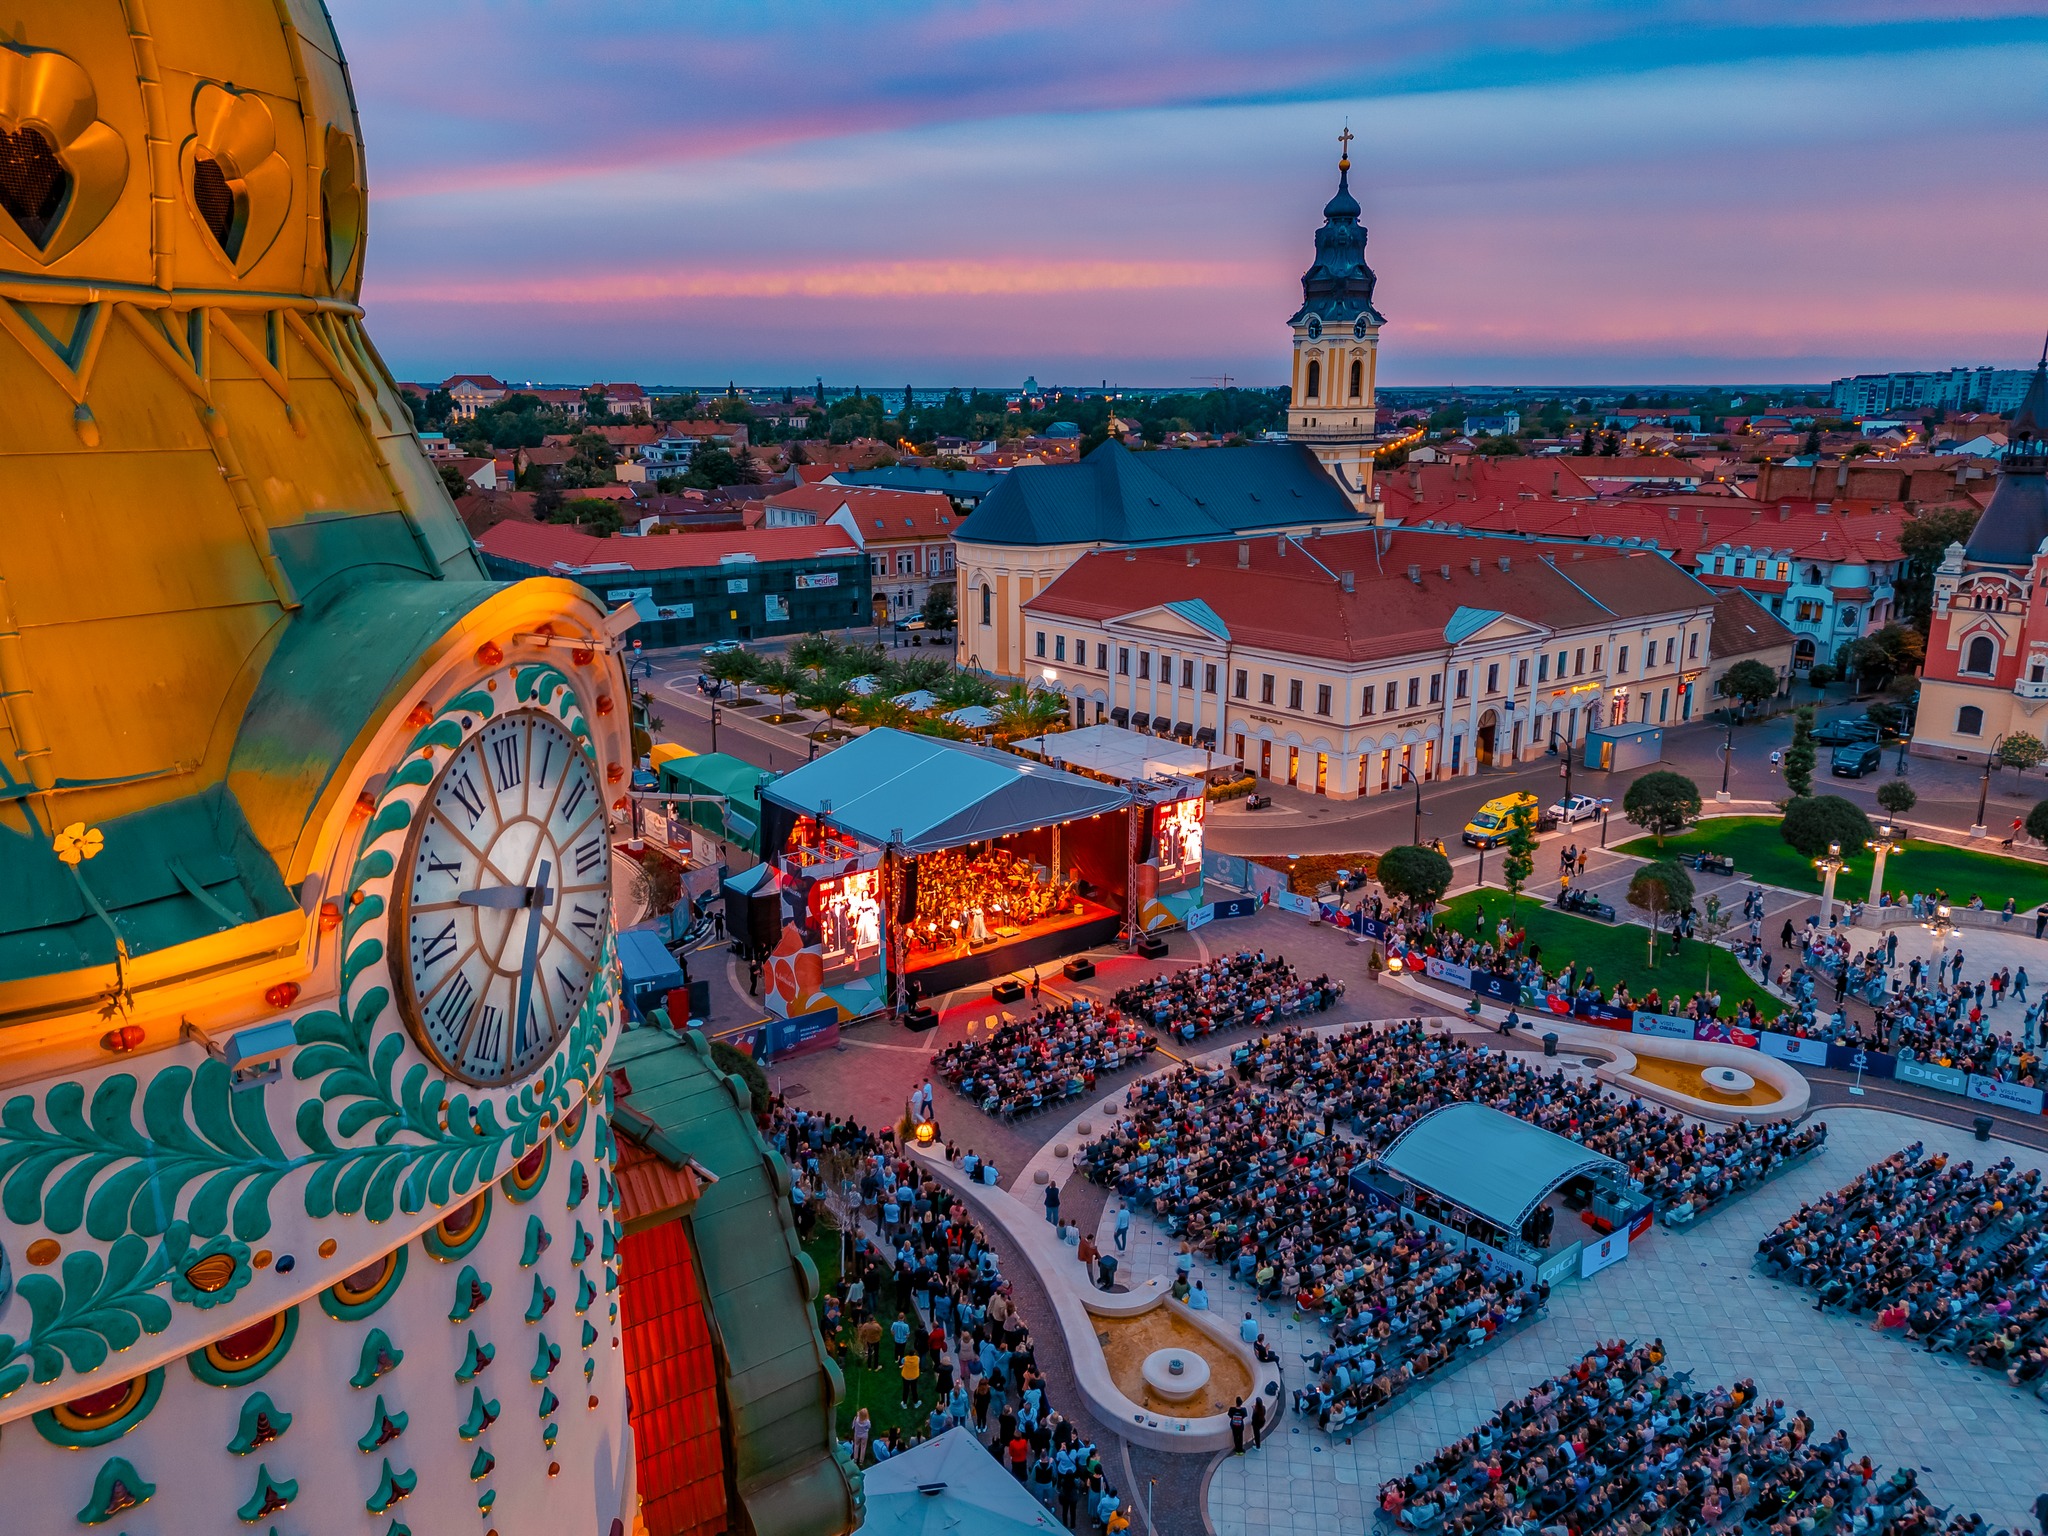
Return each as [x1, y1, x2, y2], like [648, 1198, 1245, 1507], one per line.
[1164, 598, 1231, 641]
[1377, 1101, 1622, 1233]
[1444, 605, 1504, 644]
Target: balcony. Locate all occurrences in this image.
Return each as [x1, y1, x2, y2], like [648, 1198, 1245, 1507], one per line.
[1286, 418, 1381, 443]
[2016, 678, 2048, 701]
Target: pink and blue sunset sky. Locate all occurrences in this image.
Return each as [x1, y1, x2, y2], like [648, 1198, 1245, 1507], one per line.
[336, 0, 2048, 388]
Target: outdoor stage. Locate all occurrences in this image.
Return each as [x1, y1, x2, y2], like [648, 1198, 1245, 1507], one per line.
[904, 899, 1124, 995]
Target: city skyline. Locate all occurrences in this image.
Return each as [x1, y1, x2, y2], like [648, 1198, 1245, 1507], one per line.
[340, 0, 2048, 386]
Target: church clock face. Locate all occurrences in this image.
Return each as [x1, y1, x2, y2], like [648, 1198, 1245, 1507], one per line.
[1353, 318, 1369, 340]
[394, 708, 611, 1086]
[1305, 316, 1322, 339]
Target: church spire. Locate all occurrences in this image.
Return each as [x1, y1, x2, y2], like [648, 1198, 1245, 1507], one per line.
[2006, 329, 2046, 469]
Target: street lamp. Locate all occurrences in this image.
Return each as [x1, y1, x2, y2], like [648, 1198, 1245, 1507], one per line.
[1866, 820, 1903, 908]
[710, 698, 721, 755]
[1814, 840, 1845, 927]
[1400, 761, 1424, 847]
[1717, 710, 1734, 803]
[1926, 901, 1954, 959]
[1973, 734, 2007, 838]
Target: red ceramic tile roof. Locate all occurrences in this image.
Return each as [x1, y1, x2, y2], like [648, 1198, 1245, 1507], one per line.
[1404, 494, 1922, 566]
[1705, 587, 1796, 659]
[620, 1218, 731, 1536]
[765, 484, 957, 539]
[478, 519, 861, 573]
[615, 1137, 712, 1230]
[1025, 528, 1712, 664]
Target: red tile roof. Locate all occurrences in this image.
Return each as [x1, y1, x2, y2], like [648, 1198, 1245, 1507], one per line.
[478, 519, 860, 573]
[1025, 529, 1712, 664]
[764, 484, 957, 538]
[1706, 588, 1796, 659]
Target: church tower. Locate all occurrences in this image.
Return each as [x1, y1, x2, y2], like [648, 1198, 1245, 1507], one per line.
[1287, 130, 1384, 517]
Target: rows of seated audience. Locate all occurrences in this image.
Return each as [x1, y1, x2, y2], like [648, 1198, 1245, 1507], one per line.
[1758, 1143, 2048, 1388]
[931, 998, 1157, 1120]
[1110, 949, 1344, 1043]
[1377, 1340, 1951, 1536]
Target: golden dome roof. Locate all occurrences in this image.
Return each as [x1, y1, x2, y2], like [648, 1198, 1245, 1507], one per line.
[0, 3, 498, 1013]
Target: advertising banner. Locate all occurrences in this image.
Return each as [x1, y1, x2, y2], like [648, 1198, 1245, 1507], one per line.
[1631, 1012, 1697, 1040]
[1693, 1019, 1760, 1048]
[1185, 904, 1215, 930]
[1474, 972, 1523, 1006]
[1210, 896, 1259, 921]
[1968, 1075, 2046, 1114]
[1424, 957, 1473, 990]
[1357, 916, 1389, 944]
[794, 572, 840, 589]
[1896, 1058, 1969, 1095]
[1538, 1242, 1583, 1289]
[1581, 1225, 1630, 1278]
[764, 594, 790, 622]
[1825, 1044, 1895, 1078]
[1759, 1033, 1831, 1065]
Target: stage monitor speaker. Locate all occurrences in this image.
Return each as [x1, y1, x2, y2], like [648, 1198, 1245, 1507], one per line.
[991, 979, 1026, 1004]
[1062, 957, 1095, 982]
[745, 892, 782, 956]
[903, 1005, 937, 1031]
[897, 861, 919, 924]
[1136, 933, 1169, 959]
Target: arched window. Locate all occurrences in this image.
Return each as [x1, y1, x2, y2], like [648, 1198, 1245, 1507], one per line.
[1303, 359, 1321, 403]
[1957, 704, 1984, 736]
[979, 583, 991, 627]
[1349, 359, 1363, 401]
[1965, 635, 1997, 673]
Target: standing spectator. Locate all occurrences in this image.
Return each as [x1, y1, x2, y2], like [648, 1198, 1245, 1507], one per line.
[858, 1315, 882, 1370]
[1114, 1203, 1132, 1252]
[1044, 1179, 1060, 1226]
[898, 1347, 921, 1408]
[1229, 1397, 1248, 1453]
[1078, 1231, 1099, 1274]
[890, 1313, 910, 1363]
[1008, 1431, 1030, 1482]
[850, 1406, 871, 1466]
[1251, 1395, 1268, 1450]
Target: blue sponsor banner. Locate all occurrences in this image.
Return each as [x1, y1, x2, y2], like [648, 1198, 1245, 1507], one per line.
[1968, 1075, 2046, 1114]
[1760, 1032, 1830, 1066]
[1185, 904, 1215, 930]
[1825, 1043, 1896, 1079]
[1575, 1001, 1632, 1024]
[1896, 1058, 1969, 1095]
[1357, 915, 1389, 943]
[1631, 1012, 1697, 1040]
[1424, 956, 1473, 989]
[1475, 972, 1523, 1006]
[1210, 895, 1259, 921]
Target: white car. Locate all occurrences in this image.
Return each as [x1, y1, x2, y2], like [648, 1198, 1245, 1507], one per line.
[1546, 794, 1610, 825]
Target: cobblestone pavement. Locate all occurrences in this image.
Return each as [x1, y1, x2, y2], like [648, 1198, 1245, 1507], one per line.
[1203, 1104, 2048, 1536]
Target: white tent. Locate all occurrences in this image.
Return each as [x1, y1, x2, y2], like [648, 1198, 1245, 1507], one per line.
[857, 1427, 1065, 1536]
[892, 689, 937, 710]
[847, 674, 881, 696]
[943, 705, 999, 728]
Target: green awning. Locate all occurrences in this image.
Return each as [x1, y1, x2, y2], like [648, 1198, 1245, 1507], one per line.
[655, 752, 771, 853]
[1375, 1101, 1623, 1232]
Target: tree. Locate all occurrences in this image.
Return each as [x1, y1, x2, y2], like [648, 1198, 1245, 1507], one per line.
[1627, 860, 1694, 968]
[1897, 506, 1981, 631]
[1500, 799, 1538, 909]
[795, 675, 855, 737]
[1864, 700, 1904, 739]
[1376, 844, 1453, 911]
[1876, 779, 1918, 818]
[921, 581, 957, 635]
[709, 1039, 770, 1117]
[702, 648, 759, 694]
[1784, 707, 1817, 798]
[1622, 770, 1701, 846]
[1780, 794, 1871, 859]
[2027, 799, 2048, 845]
[1999, 732, 2046, 775]
[788, 632, 843, 680]
[994, 684, 1069, 741]
[548, 496, 624, 536]
[436, 461, 469, 500]
[756, 659, 804, 717]
[1716, 659, 1779, 715]
[1805, 663, 1836, 701]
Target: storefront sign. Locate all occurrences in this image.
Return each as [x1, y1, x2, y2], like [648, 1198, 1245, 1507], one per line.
[794, 572, 841, 589]
[1968, 1075, 2046, 1114]
[726, 576, 751, 593]
[1631, 1012, 1696, 1040]
[1895, 1058, 1969, 1095]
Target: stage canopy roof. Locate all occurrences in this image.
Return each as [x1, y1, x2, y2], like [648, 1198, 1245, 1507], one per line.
[760, 727, 1129, 855]
[859, 1426, 1065, 1536]
[1376, 1101, 1623, 1233]
[1012, 722, 1212, 785]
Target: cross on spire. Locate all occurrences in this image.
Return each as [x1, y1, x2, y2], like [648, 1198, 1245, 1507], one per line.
[1338, 124, 1353, 170]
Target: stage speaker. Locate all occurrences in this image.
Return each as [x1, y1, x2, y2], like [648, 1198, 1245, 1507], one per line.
[1136, 933, 1169, 959]
[1062, 957, 1095, 982]
[902, 1005, 937, 1031]
[991, 979, 1026, 1004]
[897, 861, 919, 924]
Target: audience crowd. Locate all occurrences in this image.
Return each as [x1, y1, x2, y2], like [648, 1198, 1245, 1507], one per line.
[1758, 1143, 2048, 1389]
[1376, 1340, 1950, 1536]
[1111, 949, 1344, 1044]
[932, 997, 1156, 1120]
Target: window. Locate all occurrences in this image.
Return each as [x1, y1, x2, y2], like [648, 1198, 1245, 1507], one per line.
[1118, 647, 1131, 676]
[1965, 635, 1997, 673]
[1138, 651, 1151, 680]
[1361, 684, 1376, 715]
[896, 551, 915, 574]
[1664, 638, 1676, 665]
[1260, 674, 1274, 705]
[1053, 635, 1066, 662]
[1428, 674, 1442, 704]
[1074, 635, 1086, 663]
[1204, 664, 1217, 693]
[980, 584, 991, 625]
[1485, 663, 1499, 694]
[1776, 561, 1790, 581]
[1958, 704, 1984, 736]
[1234, 669, 1248, 698]
[1573, 648, 1585, 676]
[1617, 645, 1629, 675]
[1592, 645, 1602, 670]
[1454, 670, 1468, 700]
[1097, 643, 1108, 670]
[1304, 358, 1321, 402]
[1288, 679, 1303, 711]
[1159, 652, 1171, 680]
[1407, 677, 1420, 708]
[1556, 650, 1567, 678]
[1537, 655, 1549, 682]
[1315, 684, 1332, 716]
[1659, 688, 1670, 722]
[1034, 631, 1046, 658]
[1688, 633, 1699, 660]
[1181, 659, 1194, 688]
[1516, 658, 1529, 687]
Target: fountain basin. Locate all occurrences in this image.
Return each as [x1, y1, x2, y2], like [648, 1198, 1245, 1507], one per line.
[1141, 1348, 1211, 1402]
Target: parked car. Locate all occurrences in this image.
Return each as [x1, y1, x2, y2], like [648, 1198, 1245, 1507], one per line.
[1546, 793, 1611, 825]
[1812, 716, 1878, 746]
[701, 639, 743, 656]
[1830, 742, 1883, 778]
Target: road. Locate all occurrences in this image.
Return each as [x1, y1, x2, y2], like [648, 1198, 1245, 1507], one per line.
[629, 642, 2048, 859]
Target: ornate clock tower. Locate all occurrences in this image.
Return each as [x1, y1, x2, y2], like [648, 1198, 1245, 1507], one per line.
[1287, 130, 1385, 517]
[0, 7, 852, 1535]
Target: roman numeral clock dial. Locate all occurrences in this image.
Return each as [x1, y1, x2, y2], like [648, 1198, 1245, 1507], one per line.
[394, 708, 611, 1086]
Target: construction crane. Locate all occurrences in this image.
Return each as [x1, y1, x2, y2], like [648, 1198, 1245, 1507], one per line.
[1193, 375, 1235, 388]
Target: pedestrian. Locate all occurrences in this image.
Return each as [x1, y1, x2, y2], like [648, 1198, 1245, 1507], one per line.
[2019, 965, 2031, 1001]
[2036, 908, 2047, 940]
[1228, 1396, 1247, 1453]
[1780, 918, 1796, 951]
[1044, 1179, 1060, 1226]
[850, 1406, 871, 1466]
[1576, 848, 1588, 877]
[1770, 749, 1781, 772]
[1886, 930, 1898, 965]
[1114, 1203, 1131, 1252]
[1078, 1231, 1098, 1273]
[1251, 1395, 1268, 1450]
[898, 1347, 920, 1408]
[890, 1313, 910, 1363]
[972, 1375, 992, 1433]
[1030, 967, 1040, 1001]
[1008, 1432, 1030, 1482]
[859, 1315, 882, 1370]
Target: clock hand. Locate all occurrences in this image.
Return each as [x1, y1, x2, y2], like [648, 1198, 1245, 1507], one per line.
[459, 884, 540, 910]
[510, 859, 553, 1064]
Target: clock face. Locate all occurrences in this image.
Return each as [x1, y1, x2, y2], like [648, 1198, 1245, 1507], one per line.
[1305, 316, 1322, 340]
[1353, 318, 1368, 340]
[395, 708, 611, 1086]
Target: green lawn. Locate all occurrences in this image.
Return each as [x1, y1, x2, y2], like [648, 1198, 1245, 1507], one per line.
[1437, 890, 1784, 1020]
[804, 1221, 934, 1444]
[1613, 816, 2048, 910]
